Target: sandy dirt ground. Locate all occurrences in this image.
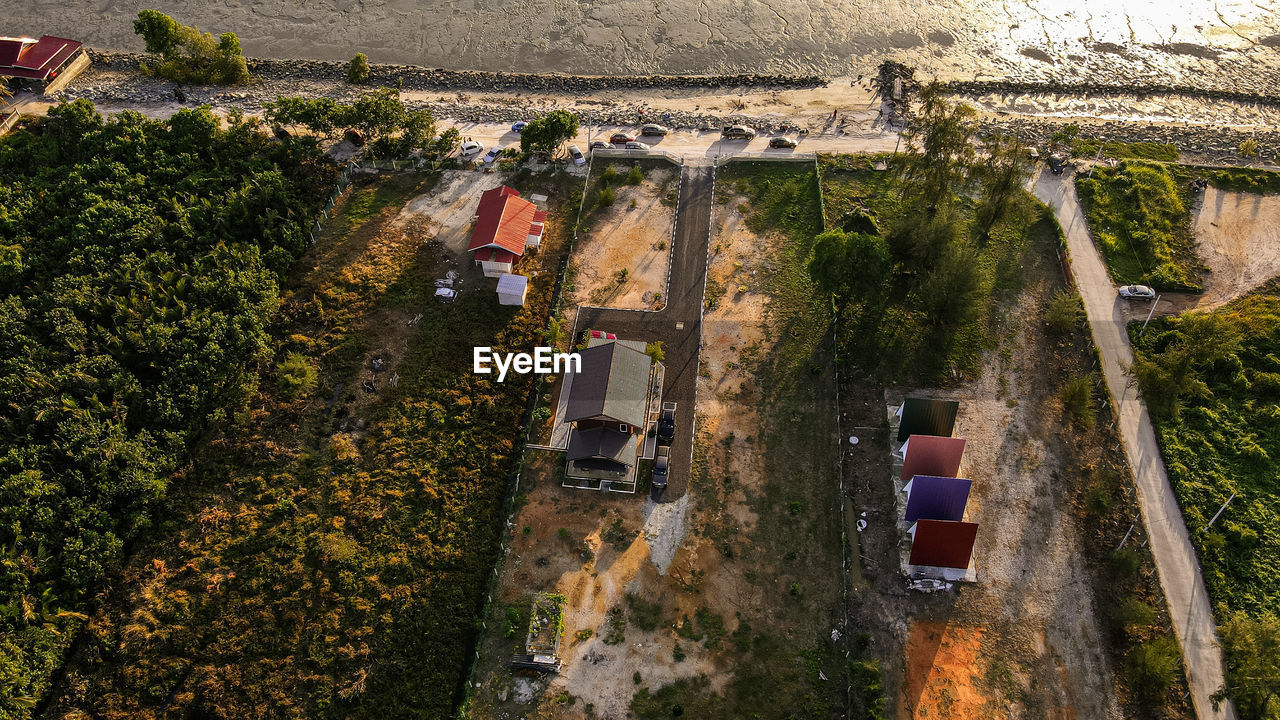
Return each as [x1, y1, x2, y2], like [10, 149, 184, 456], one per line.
[569, 163, 677, 310]
[13, 0, 1280, 92]
[399, 168, 516, 256]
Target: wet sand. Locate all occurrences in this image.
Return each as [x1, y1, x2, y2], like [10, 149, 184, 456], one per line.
[13, 0, 1280, 90]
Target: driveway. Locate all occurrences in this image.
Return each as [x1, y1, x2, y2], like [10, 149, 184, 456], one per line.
[571, 163, 714, 502]
[1033, 167, 1236, 720]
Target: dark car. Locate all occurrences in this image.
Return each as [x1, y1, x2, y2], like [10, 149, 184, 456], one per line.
[652, 446, 670, 488]
[610, 132, 636, 144]
[1048, 154, 1069, 175]
[769, 136, 798, 149]
[721, 125, 755, 140]
[657, 402, 676, 443]
[640, 124, 669, 136]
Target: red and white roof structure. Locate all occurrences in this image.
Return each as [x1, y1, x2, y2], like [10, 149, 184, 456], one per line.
[468, 186, 546, 262]
[0, 35, 82, 81]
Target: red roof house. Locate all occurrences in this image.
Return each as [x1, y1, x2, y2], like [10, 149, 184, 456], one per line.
[468, 185, 544, 277]
[899, 435, 966, 483]
[0, 35, 85, 83]
[908, 519, 979, 569]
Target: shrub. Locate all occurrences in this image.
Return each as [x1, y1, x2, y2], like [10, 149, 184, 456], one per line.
[597, 186, 616, 208]
[1107, 548, 1142, 580]
[1060, 374, 1095, 428]
[627, 165, 645, 184]
[532, 406, 551, 422]
[277, 352, 319, 399]
[1125, 636, 1181, 703]
[645, 341, 664, 362]
[1044, 289, 1084, 333]
[672, 642, 686, 662]
[1114, 597, 1157, 635]
[1239, 138, 1259, 158]
[347, 52, 370, 84]
[600, 166, 619, 185]
[503, 606, 522, 638]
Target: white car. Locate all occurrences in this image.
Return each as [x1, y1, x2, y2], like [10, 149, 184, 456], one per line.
[624, 141, 650, 151]
[483, 147, 503, 164]
[567, 144, 585, 165]
[459, 140, 484, 159]
[1118, 284, 1156, 300]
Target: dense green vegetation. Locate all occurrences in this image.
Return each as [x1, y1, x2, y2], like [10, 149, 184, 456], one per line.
[40, 169, 576, 719]
[1076, 160, 1203, 291]
[1133, 287, 1280, 618]
[0, 100, 331, 715]
[1072, 139, 1179, 162]
[1131, 286, 1280, 717]
[264, 91, 458, 159]
[133, 10, 250, 85]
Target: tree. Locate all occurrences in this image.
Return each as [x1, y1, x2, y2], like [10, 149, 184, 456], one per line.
[1125, 636, 1181, 704]
[1044, 289, 1084, 333]
[1217, 611, 1280, 719]
[348, 53, 370, 84]
[277, 353, 318, 399]
[1131, 313, 1242, 418]
[133, 10, 182, 57]
[808, 228, 890, 303]
[887, 202, 964, 274]
[895, 83, 977, 213]
[520, 110, 579, 158]
[973, 133, 1032, 242]
[349, 87, 407, 151]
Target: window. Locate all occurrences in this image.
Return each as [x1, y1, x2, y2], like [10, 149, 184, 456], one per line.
[618, 423, 629, 433]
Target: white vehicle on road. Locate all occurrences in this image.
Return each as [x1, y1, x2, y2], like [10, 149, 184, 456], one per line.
[1118, 284, 1156, 300]
[459, 140, 484, 159]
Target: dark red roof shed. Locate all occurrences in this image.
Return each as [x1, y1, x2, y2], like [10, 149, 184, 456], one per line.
[908, 519, 978, 569]
[899, 435, 966, 483]
[468, 185, 537, 256]
[0, 35, 82, 80]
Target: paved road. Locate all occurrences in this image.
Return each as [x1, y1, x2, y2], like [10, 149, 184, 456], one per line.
[1033, 168, 1236, 720]
[572, 162, 714, 502]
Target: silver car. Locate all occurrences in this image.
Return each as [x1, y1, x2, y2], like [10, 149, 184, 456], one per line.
[1118, 284, 1156, 300]
[567, 144, 585, 165]
[625, 141, 650, 150]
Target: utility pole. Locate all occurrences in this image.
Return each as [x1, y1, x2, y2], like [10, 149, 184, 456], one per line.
[1139, 294, 1162, 338]
[1203, 493, 1236, 533]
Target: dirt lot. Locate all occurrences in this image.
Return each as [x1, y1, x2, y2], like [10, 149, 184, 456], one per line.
[1132, 186, 1280, 318]
[568, 163, 677, 310]
[401, 167, 517, 256]
[465, 177, 845, 720]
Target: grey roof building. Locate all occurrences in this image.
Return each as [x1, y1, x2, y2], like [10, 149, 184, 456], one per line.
[562, 340, 654, 492]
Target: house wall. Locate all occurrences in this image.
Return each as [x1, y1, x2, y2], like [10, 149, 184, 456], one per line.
[480, 260, 513, 278]
[43, 50, 89, 95]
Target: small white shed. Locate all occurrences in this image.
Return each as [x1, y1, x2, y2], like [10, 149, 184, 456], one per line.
[497, 273, 529, 306]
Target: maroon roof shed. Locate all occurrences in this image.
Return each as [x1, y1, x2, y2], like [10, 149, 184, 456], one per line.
[908, 519, 978, 569]
[899, 435, 966, 483]
[0, 35, 82, 80]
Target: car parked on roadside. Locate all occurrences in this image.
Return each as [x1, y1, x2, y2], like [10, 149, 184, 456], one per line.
[578, 329, 618, 344]
[721, 125, 756, 140]
[511, 120, 528, 133]
[769, 136, 798, 149]
[1119, 284, 1156, 300]
[459, 140, 484, 158]
[589, 140, 609, 150]
[625, 141, 650, 150]
[567, 144, 585, 165]
[610, 132, 636, 144]
[640, 123, 669, 136]
[652, 446, 670, 488]
[482, 147, 503, 164]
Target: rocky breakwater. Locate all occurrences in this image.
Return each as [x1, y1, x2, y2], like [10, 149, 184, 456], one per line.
[947, 80, 1280, 112]
[979, 116, 1280, 165]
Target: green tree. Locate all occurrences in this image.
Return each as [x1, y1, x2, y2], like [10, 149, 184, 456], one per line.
[277, 352, 318, 399]
[973, 133, 1032, 242]
[133, 10, 182, 57]
[1044, 289, 1084, 333]
[808, 228, 890, 303]
[348, 52, 371, 84]
[1217, 611, 1280, 719]
[895, 83, 976, 213]
[1125, 636, 1181, 704]
[887, 202, 964, 274]
[1131, 313, 1242, 418]
[520, 110, 580, 158]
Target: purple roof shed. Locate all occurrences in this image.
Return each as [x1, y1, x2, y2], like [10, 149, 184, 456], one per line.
[903, 475, 972, 522]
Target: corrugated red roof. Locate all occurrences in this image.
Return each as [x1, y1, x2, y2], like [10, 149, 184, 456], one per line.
[474, 247, 519, 264]
[533, 210, 547, 222]
[900, 435, 966, 483]
[909, 519, 978, 569]
[468, 185, 536, 255]
[0, 35, 82, 80]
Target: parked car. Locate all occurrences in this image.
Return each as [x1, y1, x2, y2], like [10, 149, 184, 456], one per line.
[567, 144, 585, 165]
[1048, 154, 1069, 174]
[640, 124, 669, 136]
[578, 329, 618, 343]
[1119, 284, 1156, 300]
[721, 125, 756, 140]
[434, 287, 458, 302]
[769, 136, 798, 149]
[625, 141, 650, 150]
[511, 120, 528, 133]
[459, 140, 484, 158]
[652, 446, 670, 488]
[658, 402, 676, 444]
[610, 132, 636, 144]
[589, 140, 609, 150]
[482, 147, 503, 164]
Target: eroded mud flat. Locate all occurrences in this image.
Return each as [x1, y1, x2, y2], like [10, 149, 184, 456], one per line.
[16, 0, 1280, 91]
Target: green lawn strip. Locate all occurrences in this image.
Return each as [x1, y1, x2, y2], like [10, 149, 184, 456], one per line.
[1071, 139, 1179, 162]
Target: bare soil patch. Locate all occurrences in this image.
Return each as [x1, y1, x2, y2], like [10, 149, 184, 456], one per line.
[400, 168, 517, 256]
[569, 164, 676, 310]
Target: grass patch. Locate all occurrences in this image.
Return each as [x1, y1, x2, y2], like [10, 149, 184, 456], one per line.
[1199, 166, 1280, 195]
[1075, 160, 1203, 291]
[1071, 138, 1179, 162]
